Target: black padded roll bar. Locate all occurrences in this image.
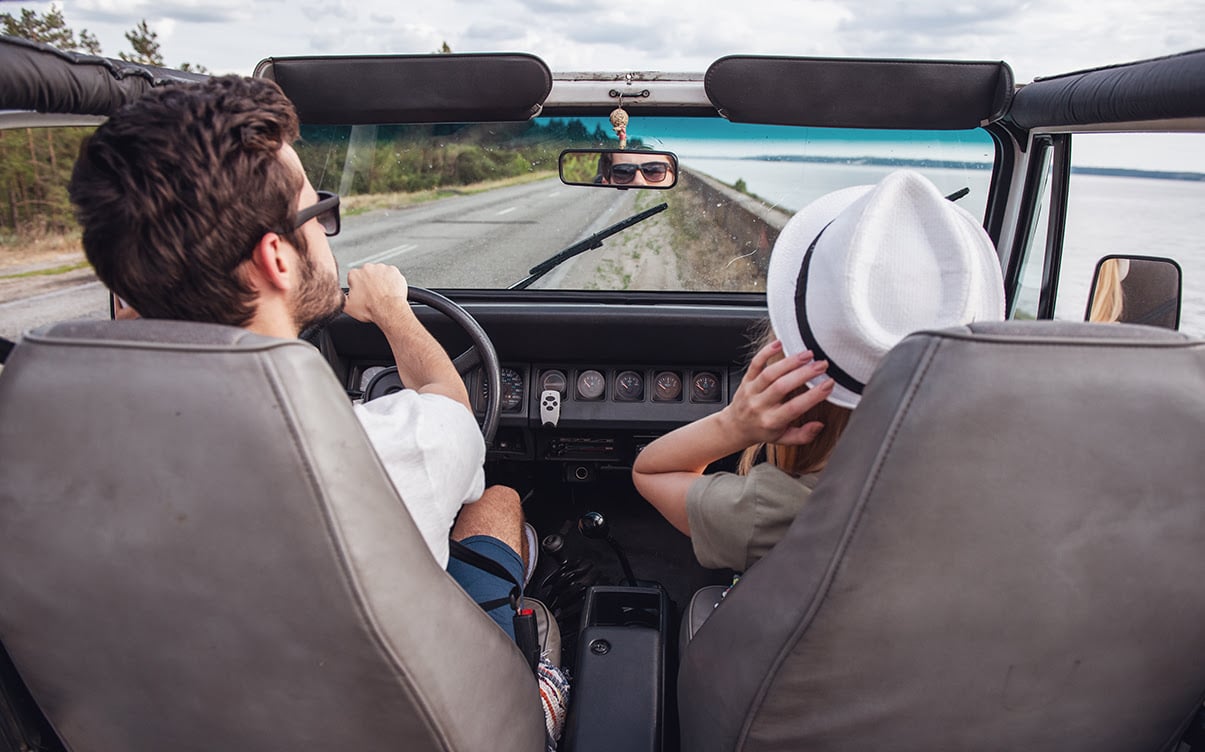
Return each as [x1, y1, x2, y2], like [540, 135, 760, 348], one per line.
[705, 55, 1014, 130]
[0, 35, 205, 116]
[254, 53, 553, 125]
[1008, 48, 1205, 129]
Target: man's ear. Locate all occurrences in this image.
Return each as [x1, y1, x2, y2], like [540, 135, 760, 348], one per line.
[247, 232, 294, 293]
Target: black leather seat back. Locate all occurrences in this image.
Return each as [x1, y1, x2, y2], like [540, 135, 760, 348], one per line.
[678, 321, 1205, 751]
[0, 320, 543, 752]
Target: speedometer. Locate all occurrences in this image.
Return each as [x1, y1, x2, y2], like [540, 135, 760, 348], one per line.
[481, 367, 523, 412]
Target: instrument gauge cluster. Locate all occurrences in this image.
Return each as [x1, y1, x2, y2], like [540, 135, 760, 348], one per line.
[356, 361, 726, 428]
[537, 366, 726, 407]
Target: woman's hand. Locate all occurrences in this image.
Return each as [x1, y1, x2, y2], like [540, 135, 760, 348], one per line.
[631, 339, 833, 536]
[719, 340, 833, 447]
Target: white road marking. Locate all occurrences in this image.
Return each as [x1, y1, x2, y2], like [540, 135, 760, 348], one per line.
[355, 243, 417, 265]
[496, 206, 517, 216]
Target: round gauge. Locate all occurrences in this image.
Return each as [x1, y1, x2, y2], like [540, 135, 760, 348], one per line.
[691, 371, 721, 403]
[614, 370, 644, 401]
[360, 365, 388, 393]
[363, 367, 405, 401]
[540, 369, 568, 396]
[653, 371, 682, 402]
[576, 369, 606, 400]
[480, 367, 523, 412]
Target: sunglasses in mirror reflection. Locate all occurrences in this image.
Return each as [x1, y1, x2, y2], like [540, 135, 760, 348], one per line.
[557, 149, 679, 190]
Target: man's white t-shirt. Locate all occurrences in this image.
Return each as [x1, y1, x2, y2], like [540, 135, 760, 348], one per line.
[352, 389, 485, 568]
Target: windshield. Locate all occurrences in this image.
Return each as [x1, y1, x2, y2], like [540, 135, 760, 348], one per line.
[296, 117, 995, 292]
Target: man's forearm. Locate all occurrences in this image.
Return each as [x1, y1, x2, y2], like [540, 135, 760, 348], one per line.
[377, 303, 471, 411]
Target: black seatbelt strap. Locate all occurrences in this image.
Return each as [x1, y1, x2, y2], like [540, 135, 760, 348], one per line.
[449, 538, 522, 603]
[448, 538, 540, 671]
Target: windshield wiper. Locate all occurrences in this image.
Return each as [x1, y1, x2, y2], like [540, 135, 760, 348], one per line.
[509, 202, 668, 290]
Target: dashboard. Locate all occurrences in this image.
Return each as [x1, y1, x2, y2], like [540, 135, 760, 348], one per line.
[327, 299, 766, 465]
[351, 360, 735, 467]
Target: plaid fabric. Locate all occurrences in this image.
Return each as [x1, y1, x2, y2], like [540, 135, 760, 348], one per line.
[538, 658, 570, 748]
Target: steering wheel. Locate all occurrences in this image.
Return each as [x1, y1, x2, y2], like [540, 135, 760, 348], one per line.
[361, 286, 502, 446]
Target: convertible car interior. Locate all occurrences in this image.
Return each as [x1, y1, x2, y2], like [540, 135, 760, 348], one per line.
[1, 35, 1204, 752]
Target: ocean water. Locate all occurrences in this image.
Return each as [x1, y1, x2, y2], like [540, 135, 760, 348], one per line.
[684, 157, 1204, 337]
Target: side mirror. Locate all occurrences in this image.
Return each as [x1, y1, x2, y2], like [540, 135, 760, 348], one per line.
[559, 149, 679, 190]
[1085, 255, 1182, 329]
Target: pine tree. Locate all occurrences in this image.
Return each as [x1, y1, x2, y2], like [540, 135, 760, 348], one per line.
[1, 5, 102, 53]
[119, 19, 163, 66]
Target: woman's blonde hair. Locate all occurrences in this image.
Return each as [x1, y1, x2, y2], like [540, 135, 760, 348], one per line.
[1088, 258, 1126, 323]
[736, 321, 852, 476]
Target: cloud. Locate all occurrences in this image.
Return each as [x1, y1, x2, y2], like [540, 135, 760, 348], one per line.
[514, 0, 582, 13]
[298, 0, 361, 23]
[73, 0, 249, 24]
[12, 0, 1203, 80]
[461, 20, 528, 46]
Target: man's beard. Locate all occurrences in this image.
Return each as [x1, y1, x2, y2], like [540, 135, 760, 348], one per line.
[291, 248, 344, 334]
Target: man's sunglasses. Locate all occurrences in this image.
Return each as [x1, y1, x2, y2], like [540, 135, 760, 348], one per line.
[282, 190, 341, 237]
[609, 161, 671, 184]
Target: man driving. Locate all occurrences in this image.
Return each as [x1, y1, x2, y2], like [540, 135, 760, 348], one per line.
[68, 75, 531, 639]
[597, 150, 677, 187]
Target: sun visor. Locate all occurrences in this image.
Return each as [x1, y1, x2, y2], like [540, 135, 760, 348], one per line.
[254, 53, 553, 125]
[1008, 49, 1205, 129]
[705, 56, 1013, 130]
[0, 35, 205, 117]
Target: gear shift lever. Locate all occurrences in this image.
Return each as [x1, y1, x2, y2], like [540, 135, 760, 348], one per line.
[578, 511, 638, 586]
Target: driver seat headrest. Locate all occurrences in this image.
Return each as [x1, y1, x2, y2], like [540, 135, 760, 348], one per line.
[0, 319, 544, 752]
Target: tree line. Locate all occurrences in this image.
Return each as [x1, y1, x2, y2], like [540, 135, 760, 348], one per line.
[1, 7, 622, 244]
[298, 120, 621, 197]
[1, 6, 206, 239]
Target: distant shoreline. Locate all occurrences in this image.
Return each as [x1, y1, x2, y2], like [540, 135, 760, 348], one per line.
[715, 154, 1205, 183]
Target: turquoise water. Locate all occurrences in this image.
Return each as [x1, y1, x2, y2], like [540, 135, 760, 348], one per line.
[684, 157, 1204, 337]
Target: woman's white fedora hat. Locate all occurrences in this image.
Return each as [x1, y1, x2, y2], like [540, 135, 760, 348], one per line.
[767, 170, 1005, 409]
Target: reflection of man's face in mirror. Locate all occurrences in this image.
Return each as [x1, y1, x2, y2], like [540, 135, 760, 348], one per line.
[603, 152, 676, 187]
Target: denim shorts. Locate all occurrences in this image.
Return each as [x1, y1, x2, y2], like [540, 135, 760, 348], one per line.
[446, 535, 524, 640]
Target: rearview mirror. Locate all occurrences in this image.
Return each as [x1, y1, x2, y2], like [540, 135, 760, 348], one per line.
[1085, 255, 1182, 329]
[559, 149, 679, 190]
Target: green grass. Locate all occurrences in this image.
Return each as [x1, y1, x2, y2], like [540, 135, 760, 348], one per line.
[342, 170, 555, 215]
[0, 260, 90, 279]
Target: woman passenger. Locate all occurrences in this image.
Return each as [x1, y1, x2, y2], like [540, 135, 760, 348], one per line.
[632, 170, 1006, 572]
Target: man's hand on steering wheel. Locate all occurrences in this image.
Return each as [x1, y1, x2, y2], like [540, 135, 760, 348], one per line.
[344, 263, 410, 326]
[348, 264, 502, 446]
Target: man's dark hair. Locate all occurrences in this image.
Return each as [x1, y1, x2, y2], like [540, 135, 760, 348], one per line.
[70, 75, 302, 326]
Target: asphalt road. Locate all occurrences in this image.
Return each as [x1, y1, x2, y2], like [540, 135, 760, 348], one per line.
[333, 176, 645, 289]
[0, 179, 654, 342]
[0, 280, 108, 342]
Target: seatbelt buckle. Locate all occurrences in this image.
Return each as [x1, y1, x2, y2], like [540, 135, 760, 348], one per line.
[513, 607, 540, 672]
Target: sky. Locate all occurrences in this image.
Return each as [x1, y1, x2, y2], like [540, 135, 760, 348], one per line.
[4, 0, 1202, 83]
[4, 0, 1205, 169]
